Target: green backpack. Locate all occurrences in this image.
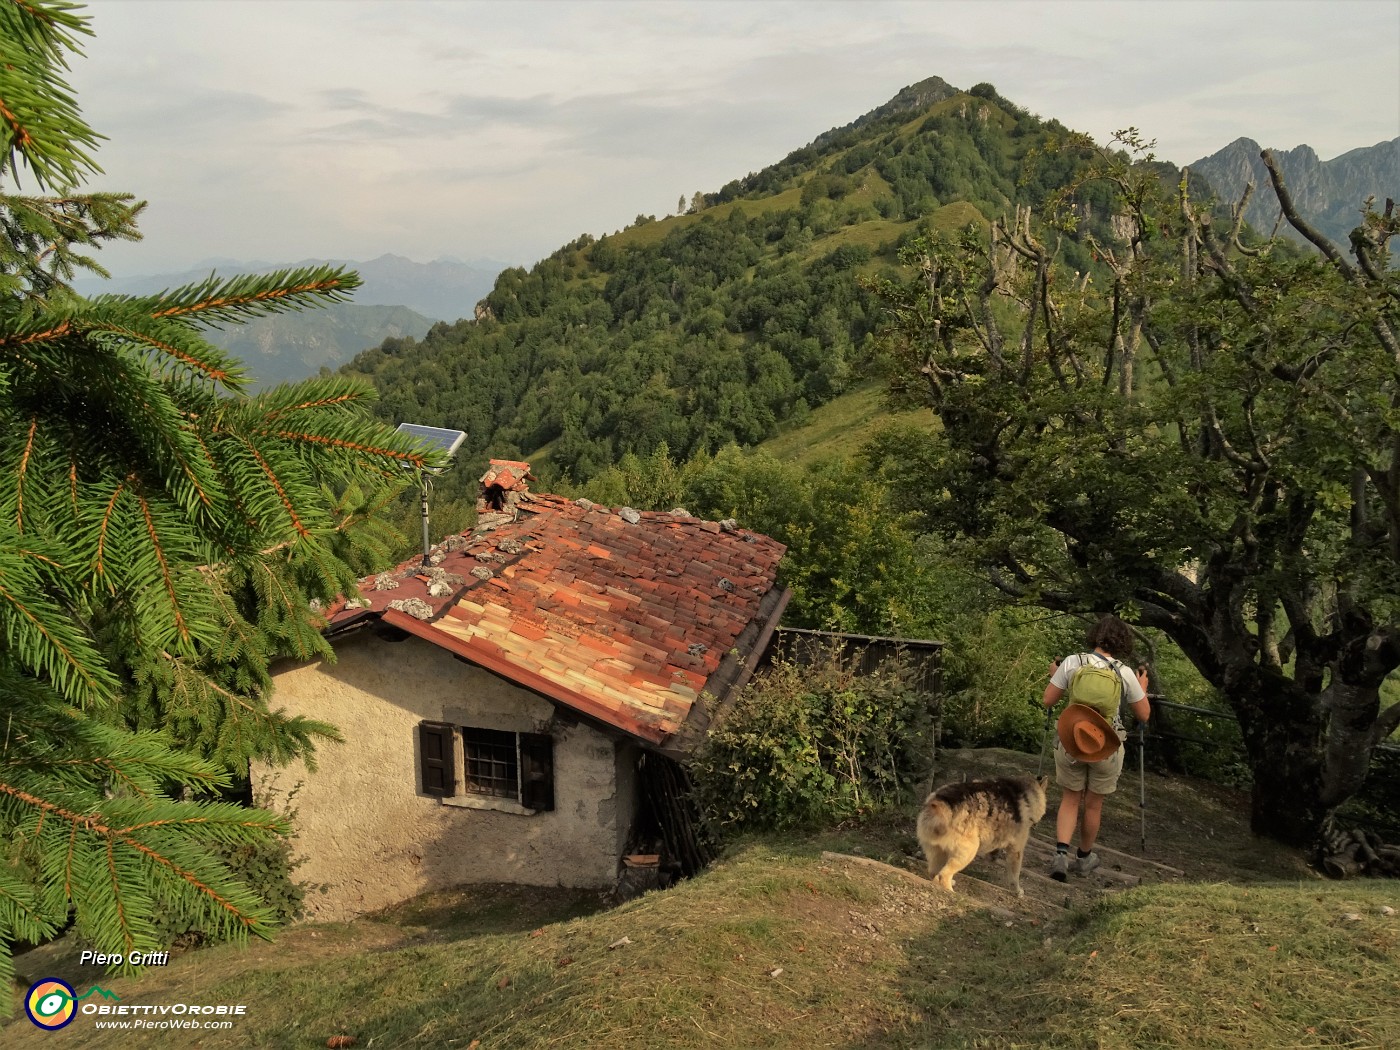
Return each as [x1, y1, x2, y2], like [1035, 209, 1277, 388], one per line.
[1066, 653, 1124, 724]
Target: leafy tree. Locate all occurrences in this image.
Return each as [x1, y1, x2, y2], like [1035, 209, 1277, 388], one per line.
[868, 130, 1400, 847]
[580, 443, 700, 511]
[0, 0, 435, 994]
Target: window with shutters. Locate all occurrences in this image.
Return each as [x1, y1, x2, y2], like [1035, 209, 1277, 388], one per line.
[418, 721, 554, 813]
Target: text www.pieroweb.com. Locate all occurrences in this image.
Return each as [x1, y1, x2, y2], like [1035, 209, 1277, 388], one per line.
[94, 1018, 236, 1031]
[84, 1003, 246, 1031]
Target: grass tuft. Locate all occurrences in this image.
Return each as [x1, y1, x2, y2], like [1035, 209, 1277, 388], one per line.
[882, 881, 1400, 1050]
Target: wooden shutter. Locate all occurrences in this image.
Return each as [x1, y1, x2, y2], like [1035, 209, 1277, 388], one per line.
[418, 722, 456, 798]
[519, 732, 555, 811]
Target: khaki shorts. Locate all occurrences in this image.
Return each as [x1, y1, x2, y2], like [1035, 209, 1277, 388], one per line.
[1054, 732, 1128, 794]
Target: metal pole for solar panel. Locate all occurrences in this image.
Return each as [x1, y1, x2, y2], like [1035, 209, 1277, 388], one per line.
[394, 423, 467, 568]
[420, 479, 433, 567]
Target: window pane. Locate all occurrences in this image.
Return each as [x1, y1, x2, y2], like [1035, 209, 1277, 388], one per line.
[462, 727, 518, 800]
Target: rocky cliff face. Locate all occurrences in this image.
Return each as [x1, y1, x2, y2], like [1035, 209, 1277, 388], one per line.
[1189, 136, 1399, 251]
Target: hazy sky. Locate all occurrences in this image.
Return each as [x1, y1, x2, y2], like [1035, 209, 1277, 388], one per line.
[66, 0, 1400, 276]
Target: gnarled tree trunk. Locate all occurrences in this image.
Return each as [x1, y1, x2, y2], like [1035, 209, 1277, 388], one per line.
[1230, 677, 1329, 847]
[1211, 632, 1394, 847]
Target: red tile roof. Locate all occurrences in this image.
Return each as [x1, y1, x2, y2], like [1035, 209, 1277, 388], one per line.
[322, 488, 787, 747]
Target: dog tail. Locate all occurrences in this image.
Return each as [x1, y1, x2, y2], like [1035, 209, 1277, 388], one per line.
[919, 796, 953, 836]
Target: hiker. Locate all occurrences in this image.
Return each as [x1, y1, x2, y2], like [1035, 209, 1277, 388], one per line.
[1042, 614, 1150, 881]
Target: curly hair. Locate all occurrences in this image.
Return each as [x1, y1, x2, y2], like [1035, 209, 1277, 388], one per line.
[1085, 614, 1134, 659]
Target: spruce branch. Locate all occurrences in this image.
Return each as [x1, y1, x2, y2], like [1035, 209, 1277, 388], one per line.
[0, 571, 116, 707]
[0, 0, 104, 190]
[121, 266, 364, 328]
[0, 192, 144, 297]
[0, 3, 466, 998]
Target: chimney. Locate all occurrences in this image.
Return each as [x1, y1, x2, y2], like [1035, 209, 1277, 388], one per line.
[476, 459, 534, 531]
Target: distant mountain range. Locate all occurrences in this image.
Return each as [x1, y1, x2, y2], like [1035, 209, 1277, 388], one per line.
[74, 253, 506, 320]
[73, 254, 506, 388]
[1189, 137, 1399, 253]
[200, 303, 436, 388]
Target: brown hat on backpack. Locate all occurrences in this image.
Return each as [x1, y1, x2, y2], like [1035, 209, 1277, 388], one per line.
[1057, 703, 1121, 762]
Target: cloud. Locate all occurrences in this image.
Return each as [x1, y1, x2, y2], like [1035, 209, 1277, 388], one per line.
[319, 88, 380, 112]
[97, 88, 292, 145]
[62, 0, 1399, 274]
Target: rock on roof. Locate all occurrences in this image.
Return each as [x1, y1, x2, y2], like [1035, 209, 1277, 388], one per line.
[322, 465, 788, 750]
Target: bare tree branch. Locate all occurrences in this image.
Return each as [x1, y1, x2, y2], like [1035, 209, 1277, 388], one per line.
[1260, 150, 1354, 277]
[1228, 179, 1263, 257]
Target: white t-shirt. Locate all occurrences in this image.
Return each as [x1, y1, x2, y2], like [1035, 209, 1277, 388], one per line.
[1050, 652, 1145, 729]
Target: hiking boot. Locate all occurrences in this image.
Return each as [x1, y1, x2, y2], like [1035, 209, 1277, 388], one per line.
[1049, 852, 1069, 882]
[1073, 851, 1101, 876]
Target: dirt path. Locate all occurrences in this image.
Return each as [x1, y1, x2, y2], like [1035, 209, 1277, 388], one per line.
[933, 747, 1312, 885]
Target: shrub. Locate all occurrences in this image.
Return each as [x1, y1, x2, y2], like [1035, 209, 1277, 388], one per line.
[691, 652, 933, 832]
[147, 787, 311, 949]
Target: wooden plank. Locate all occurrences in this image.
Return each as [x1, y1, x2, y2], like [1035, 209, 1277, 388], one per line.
[820, 852, 1052, 918]
[1028, 832, 1185, 877]
[1013, 845, 1142, 884]
[1020, 839, 1144, 886]
[913, 846, 1092, 901]
[1017, 867, 1102, 895]
[934, 872, 1020, 919]
[824, 850, 1024, 900]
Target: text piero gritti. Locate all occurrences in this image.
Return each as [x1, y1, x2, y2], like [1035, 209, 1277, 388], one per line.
[79, 950, 170, 967]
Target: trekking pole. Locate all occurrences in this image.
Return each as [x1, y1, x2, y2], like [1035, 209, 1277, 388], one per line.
[1137, 721, 1148, 853]
[1133, 654, 1152, 854]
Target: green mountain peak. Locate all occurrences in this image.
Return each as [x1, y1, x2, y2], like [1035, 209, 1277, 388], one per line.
[339, 76, 1095, 488]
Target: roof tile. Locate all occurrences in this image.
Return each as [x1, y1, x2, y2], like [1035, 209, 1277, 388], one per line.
[325, 479, 786, 745]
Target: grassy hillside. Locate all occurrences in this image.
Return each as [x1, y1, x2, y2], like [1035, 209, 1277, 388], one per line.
[754, 382, 929, 468]
[339, 78, 1115, 490]
[9, 749, 1394, 1049]
[523, 383, 929, 474]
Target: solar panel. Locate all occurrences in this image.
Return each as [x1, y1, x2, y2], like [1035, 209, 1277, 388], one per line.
[396, 422, 466, 471]
[396, 423, 466, 456]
